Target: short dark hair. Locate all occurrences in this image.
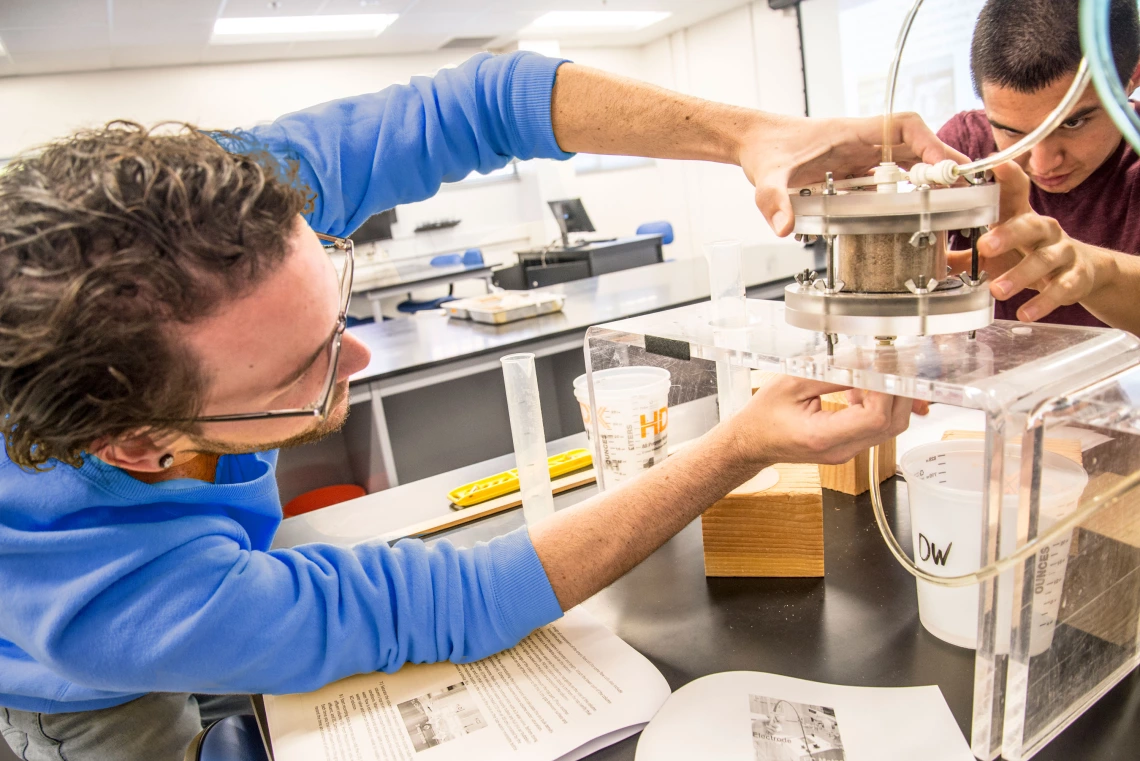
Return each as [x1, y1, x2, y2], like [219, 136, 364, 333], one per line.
[0, 122, 311, 470]
[971, 0, 1140, 95]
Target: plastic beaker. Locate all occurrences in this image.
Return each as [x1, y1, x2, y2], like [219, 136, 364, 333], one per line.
[899, 439, 1087, 653]
[574, 367, 670, 486]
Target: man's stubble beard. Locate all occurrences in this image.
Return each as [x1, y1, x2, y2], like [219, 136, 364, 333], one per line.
[189, 380, 352, 456]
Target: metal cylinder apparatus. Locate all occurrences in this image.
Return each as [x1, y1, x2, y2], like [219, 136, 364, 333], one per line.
[785, 183, 1000, 337]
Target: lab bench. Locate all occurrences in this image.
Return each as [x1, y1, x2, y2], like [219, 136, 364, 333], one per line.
[275, 246, 818, 504]
[270, 434, 1140, 760]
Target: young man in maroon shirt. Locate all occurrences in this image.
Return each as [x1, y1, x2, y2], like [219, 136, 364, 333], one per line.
[940, 0, 1140, 334]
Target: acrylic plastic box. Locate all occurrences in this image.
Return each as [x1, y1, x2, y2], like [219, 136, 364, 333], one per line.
[581, 298, 1140, 761]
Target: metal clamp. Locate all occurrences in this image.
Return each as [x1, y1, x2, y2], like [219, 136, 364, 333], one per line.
[958, 270, 989, 289]
[909, 184, 936, 249]
[813, 278, 846, 295]
[904, 278, 940, 295]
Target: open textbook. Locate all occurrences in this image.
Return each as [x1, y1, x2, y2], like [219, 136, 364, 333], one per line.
[635, 671, 974, 761]
[262, 607, 671, 761]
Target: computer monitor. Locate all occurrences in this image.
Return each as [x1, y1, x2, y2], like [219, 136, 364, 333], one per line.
[351, 208, 397, 244]
[547, 198, 594, 247]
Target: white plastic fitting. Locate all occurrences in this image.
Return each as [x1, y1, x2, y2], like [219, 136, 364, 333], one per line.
[906, 159, 959, 187]
[874, 162, 904, 193]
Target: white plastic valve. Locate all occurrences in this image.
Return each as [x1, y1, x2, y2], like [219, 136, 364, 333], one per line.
[906, 159, 959, 187]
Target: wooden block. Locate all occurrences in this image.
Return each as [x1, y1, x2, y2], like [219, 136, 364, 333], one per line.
[817, 392, 896, 496]
[940, 430, 1083, 465]
[702, 462, 824, 577]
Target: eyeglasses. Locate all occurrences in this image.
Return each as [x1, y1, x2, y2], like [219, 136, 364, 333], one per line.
[192, 233, 355, 424]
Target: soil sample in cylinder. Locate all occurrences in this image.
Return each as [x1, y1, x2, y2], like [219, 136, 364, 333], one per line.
[838, 231, 948, 293]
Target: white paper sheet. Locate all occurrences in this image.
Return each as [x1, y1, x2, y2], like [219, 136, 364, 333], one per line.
[264, 607, 670, 761]
[635, 672, 972, 761]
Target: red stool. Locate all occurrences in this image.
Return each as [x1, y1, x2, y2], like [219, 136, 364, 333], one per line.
[283, 484, 366, 517]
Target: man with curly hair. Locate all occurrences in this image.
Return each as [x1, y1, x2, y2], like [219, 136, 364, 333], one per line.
[0, 52, 939, 760]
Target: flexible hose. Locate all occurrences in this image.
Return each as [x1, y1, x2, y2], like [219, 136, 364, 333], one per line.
[954, 59, 1092, 179]
[867, 443, 1138, 588]
[1081, 0, 1140, 153]
[795, 0, 1116, 194]
[791, 59, 1092, 194]
[882, 0, 927, 164]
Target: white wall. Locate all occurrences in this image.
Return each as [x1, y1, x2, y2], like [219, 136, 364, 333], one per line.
[800, 0, 985, 130]
[566, 2, 807, 260]
[0, 1, 808, 267]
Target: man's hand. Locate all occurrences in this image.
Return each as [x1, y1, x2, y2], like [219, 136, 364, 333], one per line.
[740, 112, 968, 236]
[959, 162, 1136, 330]
[727, 375, 912, 468]
[531, 376, 910, 610]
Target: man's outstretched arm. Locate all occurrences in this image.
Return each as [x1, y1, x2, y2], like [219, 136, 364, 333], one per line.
[549, 63, 964, 236]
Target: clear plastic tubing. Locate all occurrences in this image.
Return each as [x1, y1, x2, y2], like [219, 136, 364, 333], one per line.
[956, 59, 1092, 178]
[1081, 0, 1140, 153]
[881, 0, 926, 165]
[879, 0, 1090, 179]
[501, 353, 555, 524]
[867, 443, 1119, 588]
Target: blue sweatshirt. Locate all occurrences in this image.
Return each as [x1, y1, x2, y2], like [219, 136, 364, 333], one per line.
[0, 51, 570, 714]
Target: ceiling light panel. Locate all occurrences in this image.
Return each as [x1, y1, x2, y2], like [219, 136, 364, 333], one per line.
[526, 11, 672, 32]
[210, 14, 398, 44]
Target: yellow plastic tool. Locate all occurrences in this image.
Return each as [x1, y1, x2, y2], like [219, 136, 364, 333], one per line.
[448, 449, 593, 507]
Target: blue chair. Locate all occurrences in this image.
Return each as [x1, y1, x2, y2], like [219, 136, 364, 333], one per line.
[399, 249, 483, 313]
[429, 248, 484, 267]
[396, 295, 457, 313]
[636, 221, 673, 245]
[184, 714, 268, 761]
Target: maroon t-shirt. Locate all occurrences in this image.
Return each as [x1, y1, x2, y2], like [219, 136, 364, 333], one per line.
[938, 109, 1140, 327]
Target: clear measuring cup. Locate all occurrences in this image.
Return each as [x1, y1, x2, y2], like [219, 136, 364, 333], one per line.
[900, 439, 1088, 653]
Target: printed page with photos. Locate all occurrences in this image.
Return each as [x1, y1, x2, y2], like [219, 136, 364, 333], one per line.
[263, 607, 671, 761]
[635, 671, 973, 761]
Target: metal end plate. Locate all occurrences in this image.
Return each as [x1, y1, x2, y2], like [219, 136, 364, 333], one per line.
[791, 184, 999, 235]
[783, 282, 995, 336]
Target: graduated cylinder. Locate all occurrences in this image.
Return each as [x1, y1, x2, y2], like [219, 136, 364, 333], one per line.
[501, 353, 555, 524]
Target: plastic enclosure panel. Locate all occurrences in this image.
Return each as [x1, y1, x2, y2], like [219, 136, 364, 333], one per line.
[995, 366, 1140, 761]
[582, 299, 1140, 760]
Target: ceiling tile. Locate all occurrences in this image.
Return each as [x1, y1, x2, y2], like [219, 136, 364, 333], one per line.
[109, 20, 213, 47]
[219, 0, 326, 18]
[0, 0, 755, 77]
[0, 24, 109, 54]
[112, 0, 221, 24]
[386, 11, 506, 37]
[321, 0, 404, 14]
[0, 0, 107, 29]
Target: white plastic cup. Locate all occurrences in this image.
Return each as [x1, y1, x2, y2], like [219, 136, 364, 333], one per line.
[573, 367, 670, 486]
[900, 440, 1087, 654]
